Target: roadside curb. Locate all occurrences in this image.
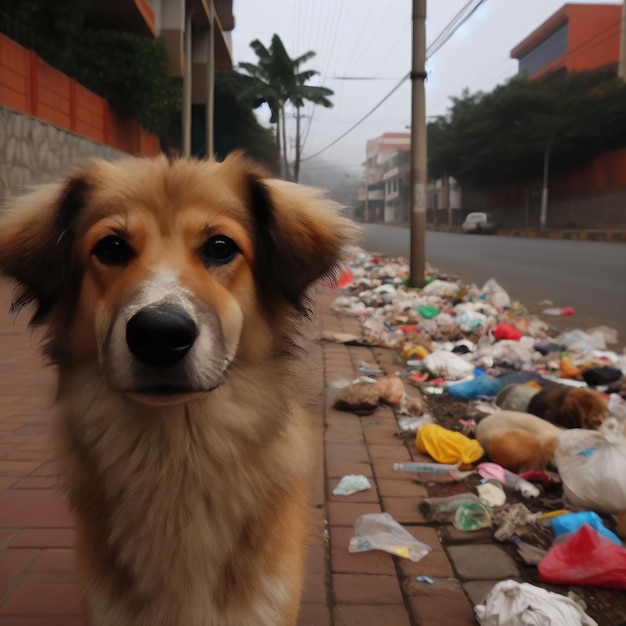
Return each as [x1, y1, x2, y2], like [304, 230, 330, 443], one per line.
[370, 221, 626, 241]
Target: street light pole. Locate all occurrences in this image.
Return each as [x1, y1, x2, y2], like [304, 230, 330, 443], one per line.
[409, 0, 427, 287]
[540, 130, 554, 230]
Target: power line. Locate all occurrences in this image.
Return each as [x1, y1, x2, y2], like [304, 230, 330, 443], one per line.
[301, 0, 488, 162]
[301, 73, 410, 162]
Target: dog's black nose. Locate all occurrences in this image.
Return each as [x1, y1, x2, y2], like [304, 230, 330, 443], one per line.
[126, 303, 197, 366]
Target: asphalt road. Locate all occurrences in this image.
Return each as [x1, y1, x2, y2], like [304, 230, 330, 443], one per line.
[362, 224, 626, 345]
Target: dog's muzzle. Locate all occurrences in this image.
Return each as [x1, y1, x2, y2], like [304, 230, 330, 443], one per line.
[126, 303, 198, 367]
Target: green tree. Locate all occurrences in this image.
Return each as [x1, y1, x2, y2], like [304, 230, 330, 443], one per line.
[238, 34, 333, 180]
[428, 70, 626, 189]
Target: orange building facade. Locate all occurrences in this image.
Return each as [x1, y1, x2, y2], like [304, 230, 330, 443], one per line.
[510, 3, 621, 78]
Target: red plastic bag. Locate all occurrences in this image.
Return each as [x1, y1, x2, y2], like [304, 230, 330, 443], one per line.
[539, 524, 626, 589]
[492, 323, 523, 341]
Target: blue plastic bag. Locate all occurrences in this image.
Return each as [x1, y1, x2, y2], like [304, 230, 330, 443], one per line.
[551, 511, 621, 545]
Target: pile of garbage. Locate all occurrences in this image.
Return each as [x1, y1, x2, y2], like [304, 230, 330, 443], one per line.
[325, 246, 626, 623]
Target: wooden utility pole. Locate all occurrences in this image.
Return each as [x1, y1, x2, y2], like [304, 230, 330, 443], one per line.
[619, 0, 626, 80]
[409, 0, 427, 287]
[206, 0, 215, 157]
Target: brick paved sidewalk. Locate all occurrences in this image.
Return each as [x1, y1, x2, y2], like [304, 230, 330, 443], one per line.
[0, 283, 519, 625]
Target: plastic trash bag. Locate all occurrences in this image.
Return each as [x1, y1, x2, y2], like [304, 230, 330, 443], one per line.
[332, 475, 371, 496]
[422, 279, 460, 297]
[349, 512, 431, 562]
[475, 579, 598, 626]
[422, 350, 475, 380]
[554, 417, 626, 514]
[539, 524, 626, 589]
[551, 511, 621, 545]
[447, 374, 502, 400]
[481, 278, 511, 309]
[416, 423, 485, 465]
[608, 393, 626, 421]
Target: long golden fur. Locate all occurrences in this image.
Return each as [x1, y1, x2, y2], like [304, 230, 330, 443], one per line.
[0, 153, 358, 625]
[476, 410, 565, 473]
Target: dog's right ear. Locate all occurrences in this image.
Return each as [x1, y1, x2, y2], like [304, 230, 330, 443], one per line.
[0, 174, 90, 324]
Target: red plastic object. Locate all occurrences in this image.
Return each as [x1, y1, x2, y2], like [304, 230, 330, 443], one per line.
[492, 323, 523, 341]
[398, 324, 421, 336]
[324, 266, 353, 289]
[519, 470, 561, 488]
[538, 524, 626, 589]
[559, 307, 575, 316]
[408, 372, 429, 383]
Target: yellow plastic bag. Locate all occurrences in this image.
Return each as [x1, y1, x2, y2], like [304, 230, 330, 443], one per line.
[416, 423, 484, 466]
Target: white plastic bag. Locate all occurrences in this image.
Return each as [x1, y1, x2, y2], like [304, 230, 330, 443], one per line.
[481, 278, 511, 309]
[422, 350, 475, 380]
[475, 580, 597, 626]
[332, 475, 371, 496]
[349, 513, 431, 562]
[422, 279, 460, 297]
[554, 417, 626, 514]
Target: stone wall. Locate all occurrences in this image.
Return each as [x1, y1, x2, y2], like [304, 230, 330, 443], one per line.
[0, 105, 125, 203]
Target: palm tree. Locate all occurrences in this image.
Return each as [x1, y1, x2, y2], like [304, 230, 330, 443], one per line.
[239, 34, 333, 181]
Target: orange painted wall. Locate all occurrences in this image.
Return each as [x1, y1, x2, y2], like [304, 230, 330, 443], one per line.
[533, 5, 621, 78]
[565, 4, 620, 73]
[0, 33, 160, 157]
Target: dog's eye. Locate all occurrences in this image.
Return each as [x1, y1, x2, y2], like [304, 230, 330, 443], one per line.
[201, 235, 239, 266]
[93, 235, 133, 266]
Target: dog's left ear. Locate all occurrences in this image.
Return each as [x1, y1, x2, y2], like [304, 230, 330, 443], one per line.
[246, 167, 361, 312]
[0, 174, 90, 324]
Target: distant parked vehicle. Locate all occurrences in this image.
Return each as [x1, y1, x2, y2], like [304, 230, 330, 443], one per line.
[461, 212, 496, 234]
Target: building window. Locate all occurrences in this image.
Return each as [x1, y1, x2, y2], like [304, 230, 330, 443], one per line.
[519, 22, 568, 76]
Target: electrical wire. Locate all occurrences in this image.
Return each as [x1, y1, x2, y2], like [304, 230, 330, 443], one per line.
[301, 0, 488, 162]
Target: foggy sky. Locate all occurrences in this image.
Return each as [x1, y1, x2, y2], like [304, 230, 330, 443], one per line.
[231, 0, 621, 174]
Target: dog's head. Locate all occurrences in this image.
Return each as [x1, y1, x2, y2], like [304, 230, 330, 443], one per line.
[0, 153, 358, 405]
[565, 388, 608, 430]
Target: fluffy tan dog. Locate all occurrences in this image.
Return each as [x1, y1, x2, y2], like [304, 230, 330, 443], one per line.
[476, 410, 565, 473]
[0, 153, 357, 626]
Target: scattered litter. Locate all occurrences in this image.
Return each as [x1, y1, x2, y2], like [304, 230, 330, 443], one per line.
[332, 475, 372, 497]
[539, 524, 626, 589]
[453, 500, 492, 531]
[550, 511, 622, 545]
[416, 423, 485, 465]
[511, 535, 548, 565]
[587, 325, 619, 346]
[422, 279, 460, 297]
[422, 350, 476, 380]
[476, 481, 506, 507]
[554, 417, 626, 514]
[542, 306, 576, 316]
[397, 414, 436, 432]
[582, 367, 623, 387]
[477, 463, 540, 498]
[394, 461, 475, 482]
[349, 512, 431, 562]
[333, 375, 418, 416]
[491, 503, 539, 542]
[419, 493, 480, 523]
[492, 323, 523, 341]
[320, 331, 362, 344]
[475, 579, 598, 626]
[481, 278, 511, 309]
[416, 576, 434, 584]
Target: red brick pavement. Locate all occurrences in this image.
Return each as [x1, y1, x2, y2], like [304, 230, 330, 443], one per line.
[0, 283, 476, 625]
